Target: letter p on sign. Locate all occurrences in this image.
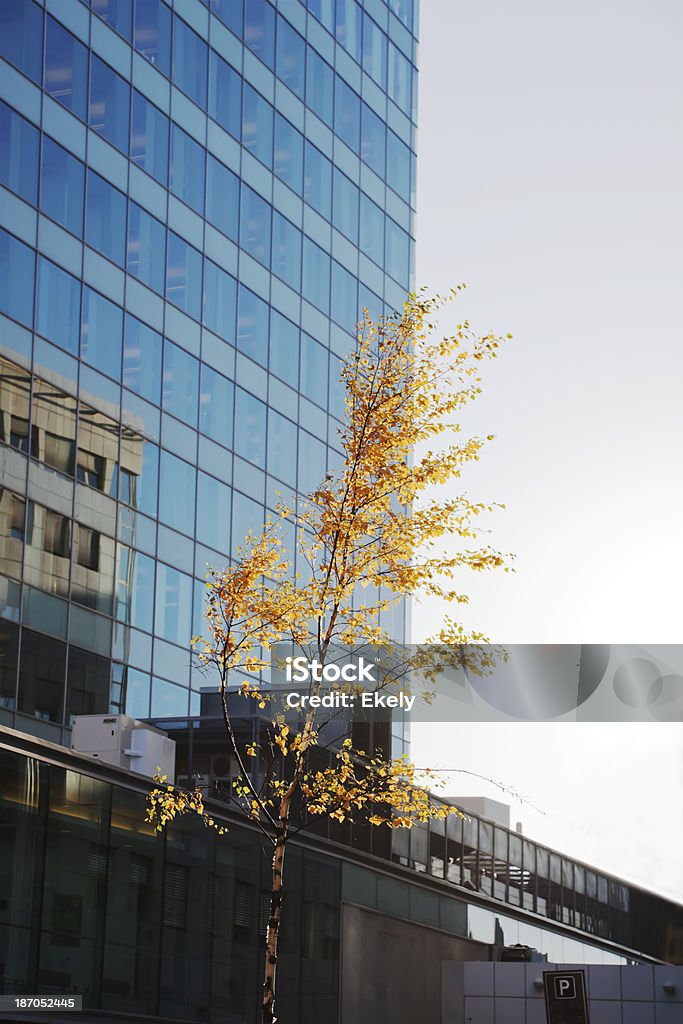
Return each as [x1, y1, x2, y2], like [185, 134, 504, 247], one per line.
[554, 977, 576, 999]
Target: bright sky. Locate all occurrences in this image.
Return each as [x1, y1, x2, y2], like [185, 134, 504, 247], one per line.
[412, 1, 683, 903]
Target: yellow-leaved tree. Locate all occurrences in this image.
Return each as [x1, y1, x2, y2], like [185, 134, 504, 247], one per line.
[146, 290, 511, 1024]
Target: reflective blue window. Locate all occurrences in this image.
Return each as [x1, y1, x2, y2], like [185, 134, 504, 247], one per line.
[206, 155, 239, 240]
[274, 115, 303, 194]
[307, 0, 333, 33]
[127, 202, 166, 293]
[267, 410, 296, 487]
[388, 43, 412, 117]
[271, 212, 301, 292]
[155, 561, 193, 644]
[387, 130, 410, 201]
[389, 0, 413, 31]
[210, 0, 242, 37]
[244, 0, 275, 70]
[331, 261, 358, 333]
[159, 452, 196, 537]
[385, 218, 410, 286]
[358, 282, 382, 325]
[208, 51, 241, 140]
[123, 314, 162, 405]
[44, 16, 88, 121]
[240, 184, 271, 267]
[300, 334, 329, 408]
[86, 170, 127, 266]
[126, 437, 158, 516]
[36, 257, 81, 355]
[89, 55, 130, 154]
[234, 387, 266, 468]
[115, 546, 154, 633]
[166, 231, 202, 320]
[81, 287, 123, 379]
[362, 14, 387, 89]
[359, 192, 383, 267]
[203, 259, 237, 342]
[172, 15, 207, 108]
[231, 490, 263, 556]
[131, 91, 169, 185]
[197, 472, 231, 552]
[134, 0, 171, 77]
[276, 16, 305, 100]
[237, 285, 268, 367]
[361, 103, 386, 179]
[163, 340, 199, 426]
[306, 50, 333, 127]
[298, 429, 326, 494]
[170, 124, 205, 215]
[199, 364, 233, 450]
[0, 0, 43, 84]
[334, 78, 360, 152]
[0, 101, 39, 204]
[333, 169, 359, 244]
[329, 353, 345, 420]
[40, 137, 85, 237]
[92, 0, 133, 41]
[269, 310, 299, 390]
[336, 0, 362, 63]
[302, 237, 330, 314]
[0, 229, 34, 328]
[242, 84, 273, 168]
[304, 142, 331, 220]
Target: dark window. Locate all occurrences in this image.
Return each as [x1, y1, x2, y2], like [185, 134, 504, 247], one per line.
[0, 0, 43, 84]
[89, 54, 131, 154]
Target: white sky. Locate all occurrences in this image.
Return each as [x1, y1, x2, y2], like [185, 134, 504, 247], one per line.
[412, 0, 683, 903]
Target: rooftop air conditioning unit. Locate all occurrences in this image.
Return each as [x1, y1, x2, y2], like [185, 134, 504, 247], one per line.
[71, 714, 175, 781]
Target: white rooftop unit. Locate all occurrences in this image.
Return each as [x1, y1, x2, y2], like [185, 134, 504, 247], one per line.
[71, 714, 175, 781]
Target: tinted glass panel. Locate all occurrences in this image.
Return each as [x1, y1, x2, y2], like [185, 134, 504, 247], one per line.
[244, 0, 275, 69]
[334, 78, 360, 152]
[302, 237, 330, 314]
[170, 125, 205, 214]
[267, 409, 296, 487]
[86, 170, 127, 266]
[166, 232, 202, 320]
[134, 0, 171, 76]
[208, 52, 241, 139]
[44, 16, 88, 120]
[0, 101, 39, 204]
[196, 472, 231, 552]
[0, 0, 43, 84]
[209, 0, 242, 37]
[274, 115, 303, 194]
[159, 452, 195, 537]
[361, 103, 386, 178]
[269, 310, 299, 389]
[89, 55, 130, 154]
[271, 212, 301, 291]
[172, 15, 207, 108]
[239, 185, 271, 267]
[276, 16, 305, 99]
[199, 364, 233, 450]
[236, 286, 268, 367]
[40, 136, 85, 236]
[362, 14, 387, 89]
[203, 260, 237, 342]
[306, 50, 333, 126]
[163, 341, 199, 427]
[131, 90, 169, 185]
[127, 203, 166, 294]
[234, 388, 266, 468]
[304, 142, 331, 220]
[155, 561, 193, 645]
[123, 314, 162, 405]
[206, 156, 239, 240]
[242, 84, 273, 168]
[81, 287, 123, 380]
[36, 258, 81, 355]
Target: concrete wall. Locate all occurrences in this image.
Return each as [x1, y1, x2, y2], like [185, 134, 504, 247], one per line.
[443, 961, 683, 1023]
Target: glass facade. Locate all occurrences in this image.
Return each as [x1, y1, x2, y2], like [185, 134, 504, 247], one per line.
[0, 0, 418, 743]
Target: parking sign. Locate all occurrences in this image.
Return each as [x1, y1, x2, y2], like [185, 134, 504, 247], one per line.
[543, 970, 589, 1024]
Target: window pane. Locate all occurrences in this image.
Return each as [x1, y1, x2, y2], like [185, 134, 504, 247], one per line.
[40, 136, 85, 236]
[208, 51, 241, 139]
[306, 50, 333, 126]
[89, 54, 130, 154]
[0, 101, 38, 205]
[206, 155, 239, 240]
[163, 341, 199, 427]
[240, 185, 271, 267]
[115, 545, 154, 633]
[362, 14, 387, 89]
[304, 142, 331, 220]
[234, 388, 266, 468]
[387, 130, 410, 201]
[196, 472, 231, 552]
[85, 169, 126, 266]
[80, 287, 123, 380]
[159, 452, 195, 537]
[236, 286, 268, 367]
[244, 0, 275, 69]
[267, 410, 296, 487]
[302, 237, 330, 314]
[298, 430, 326, 494]
[0, 0, 43, 84]
[332, 169, 359, 244]
[123, 314, 162, 405]
[92, 0, 133, 40]
[209, 0, 242, 38]
[389, 0, 413, 30]
[269, 310, 299, 389]
[336, 0, 361, 63]
[127, 202, 166, 293]
[388, 43, 411, 116]
[334, 78, 360, 151]
[300, 334, 328, 408]
[31, 381, 77, 478]
[131, 90, 169, 185]
[274, 115, 303, 194]
[199, 364, 233, 450]
[0, 229, 34, 328]
[134, 0, 171, 77]
[242, 84, 273, 168]
[361, 103, 386, 179]
[385, 218, 410, 287]
[155, 562, 193, 646]
[166, 232, 202, 320]
[44, 16, 88, 121]
[276, 16, 304, 99]
[36, 257, 81, 355]
[172, 15, 207, 108]
[359, 193, 383, 267]
[331, 261, 358, 333]
[271, 212, 301, 291]
[170, 124, 205, 214]
[18, 631, 65, 723]
[307, 0, 333, 33]
[203, 259, 237, 342]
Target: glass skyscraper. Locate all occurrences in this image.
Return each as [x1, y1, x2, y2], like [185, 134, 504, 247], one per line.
[0, 0, 418, 746]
